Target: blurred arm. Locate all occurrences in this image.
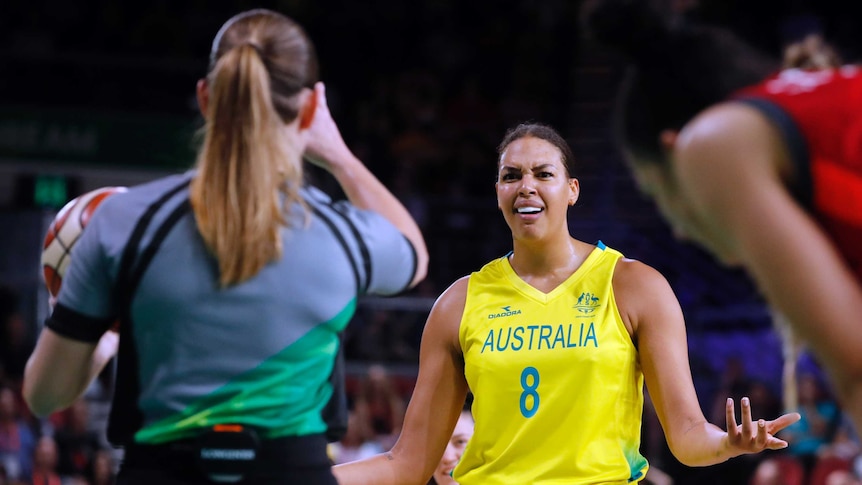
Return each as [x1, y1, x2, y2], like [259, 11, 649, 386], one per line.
[675, 103, 862, 429]
[23, 328, 118, 416]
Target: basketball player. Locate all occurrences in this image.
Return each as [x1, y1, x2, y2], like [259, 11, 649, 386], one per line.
[582, 0, 862, 433]
[332, 123, 799, 484]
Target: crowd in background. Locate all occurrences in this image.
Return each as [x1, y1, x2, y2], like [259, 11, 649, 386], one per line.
[2, 0, 862, 483]
[1, 285, 117, 485]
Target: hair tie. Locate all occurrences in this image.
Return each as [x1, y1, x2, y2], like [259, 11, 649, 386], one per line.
[242, 42, 264, 57]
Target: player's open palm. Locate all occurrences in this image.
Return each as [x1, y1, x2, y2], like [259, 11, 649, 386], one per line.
[724, 397, 800, 454]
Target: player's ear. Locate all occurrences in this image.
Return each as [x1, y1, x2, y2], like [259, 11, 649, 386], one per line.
[298, 85, 318, 130]
[568, 178, 579, 206]
[196, 79, 209, 117]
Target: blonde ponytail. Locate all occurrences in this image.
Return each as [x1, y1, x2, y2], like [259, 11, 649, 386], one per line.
[191, 43, 305, 287]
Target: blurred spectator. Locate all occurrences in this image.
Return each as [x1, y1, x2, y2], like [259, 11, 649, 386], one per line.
[329, 410, 384, 465]
[826, 469, 862, 485]
[818, 414, 861, 463]
[784, 373, 841, 477]
[0, 286, 34, 388]
[0, 386, 36, 483]
[429, 409, 474, 485]
[809, 414, 861, 485]
[29, 436, 60, 485]
[352, 364, 406, 449]
[51, 399, 102, 480]
[90, 448, 115, 485]
[751, 455, 805, 485]
[752, 372, 843, 484]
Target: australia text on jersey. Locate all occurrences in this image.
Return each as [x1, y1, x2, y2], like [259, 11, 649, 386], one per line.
[481, 322, 598, 353]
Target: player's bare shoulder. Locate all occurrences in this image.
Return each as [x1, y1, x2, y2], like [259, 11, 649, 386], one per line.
[612, 257, 676, 335]
[613, 257, 667, 289]
[424, 276, 470, 351]
[431, 276, 470, 312]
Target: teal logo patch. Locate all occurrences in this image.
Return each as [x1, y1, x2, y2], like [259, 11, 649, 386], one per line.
[574, 292, 600, 315]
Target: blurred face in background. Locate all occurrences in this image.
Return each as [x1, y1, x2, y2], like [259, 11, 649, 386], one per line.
[0, 388, 16, 422]
[433, 411, 474, 485]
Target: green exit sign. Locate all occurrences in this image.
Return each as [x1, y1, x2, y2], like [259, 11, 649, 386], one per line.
[14, 174, 81, 209]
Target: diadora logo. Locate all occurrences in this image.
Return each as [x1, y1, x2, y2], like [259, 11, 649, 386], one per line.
[488, 305, 522, 319]
[574, 292, 600, 315]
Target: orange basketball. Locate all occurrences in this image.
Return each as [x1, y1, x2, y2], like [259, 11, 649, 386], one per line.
[41, 186, 127, 297]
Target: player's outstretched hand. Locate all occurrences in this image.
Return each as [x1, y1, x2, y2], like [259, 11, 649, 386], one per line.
[724, 397, 800, 455]
[303, 82, 357, 173]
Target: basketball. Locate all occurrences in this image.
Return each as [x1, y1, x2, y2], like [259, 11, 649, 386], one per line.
[41, 186, 128, 297]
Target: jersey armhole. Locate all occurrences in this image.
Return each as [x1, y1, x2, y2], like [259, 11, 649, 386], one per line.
[735, 97, 813, 210]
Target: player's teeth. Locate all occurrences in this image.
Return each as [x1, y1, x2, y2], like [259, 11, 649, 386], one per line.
[517, 207, 541, 213]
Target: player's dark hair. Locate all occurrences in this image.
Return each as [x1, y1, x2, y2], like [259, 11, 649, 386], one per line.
[581, 0, 778, 164]
[497, 123, 576, 178]
[191, 9, 319, 287]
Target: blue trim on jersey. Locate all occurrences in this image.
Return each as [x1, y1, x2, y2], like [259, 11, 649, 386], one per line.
[597, 240, 606, 250]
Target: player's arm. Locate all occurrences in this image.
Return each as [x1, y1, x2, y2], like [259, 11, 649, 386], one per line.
[676, 104, 862, 411]
[303, 82, 428, 288]
[615, 259, 797, 466]
[333, 277, 470, 485]
[25, 204, 119, 417]
[23, 325, 118, 417]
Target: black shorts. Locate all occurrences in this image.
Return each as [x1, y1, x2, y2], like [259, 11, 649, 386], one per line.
[117, 433, 337, 485]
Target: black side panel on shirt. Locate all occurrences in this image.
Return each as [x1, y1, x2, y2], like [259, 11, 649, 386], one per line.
[321, 332, 348, 443]
[108, 179, 189, 446]
[309, 204, 363, 443]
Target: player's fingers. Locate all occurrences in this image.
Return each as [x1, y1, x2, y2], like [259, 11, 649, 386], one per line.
[754, 419, 768, 448]
[765, 436, 790, 450]
[740, 397, 753, 439]
[767, 412, 801, 434]
[725, 398, 739, 441]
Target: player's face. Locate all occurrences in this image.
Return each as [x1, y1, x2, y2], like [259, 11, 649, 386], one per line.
[433, 412, 474, 485]
[629, 155, 740, 266]
[496, 137, 578, 242]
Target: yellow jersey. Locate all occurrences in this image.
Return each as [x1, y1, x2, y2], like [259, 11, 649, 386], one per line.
[455, 242, 648, 484]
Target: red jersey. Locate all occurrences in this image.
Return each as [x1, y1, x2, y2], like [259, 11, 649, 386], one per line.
[734, 66, 862, 281]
